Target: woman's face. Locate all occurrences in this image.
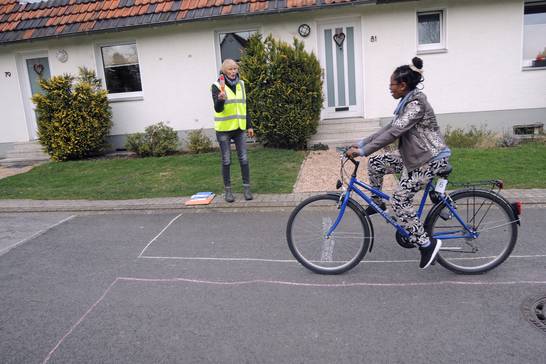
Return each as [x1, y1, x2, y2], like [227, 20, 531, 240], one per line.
[389, 75, 408, 99]
[223, 63, 239, 79]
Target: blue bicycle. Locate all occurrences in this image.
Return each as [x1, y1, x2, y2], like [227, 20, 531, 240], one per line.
[286, 149, 521, 275]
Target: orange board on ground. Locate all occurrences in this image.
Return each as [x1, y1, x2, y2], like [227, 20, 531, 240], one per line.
[185, 192, 215, 206]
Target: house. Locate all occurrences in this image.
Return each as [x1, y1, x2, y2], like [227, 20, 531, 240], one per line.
[0, 0, 545, 157]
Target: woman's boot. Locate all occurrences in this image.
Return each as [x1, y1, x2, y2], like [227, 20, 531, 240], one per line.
[243, 184, 253, 200]
[224, 186, 235, 203]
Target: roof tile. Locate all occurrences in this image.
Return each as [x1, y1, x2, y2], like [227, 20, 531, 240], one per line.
[138, 4, 148, 14]
[129, 5, 140, 16]
[176, 9, 187, 19]
[22, 28, 34, 39]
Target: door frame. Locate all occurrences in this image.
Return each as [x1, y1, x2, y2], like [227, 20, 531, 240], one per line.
[317, 17, 364, 120]
[16, 50, 50, 141]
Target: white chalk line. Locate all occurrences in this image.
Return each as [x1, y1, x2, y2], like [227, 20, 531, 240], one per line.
[137, 213, 182, 257]
[0, 215, 76, 257]
[138, 254, 546, 264]
[42, 274, 546, 363]
[117, 276, 546, 287]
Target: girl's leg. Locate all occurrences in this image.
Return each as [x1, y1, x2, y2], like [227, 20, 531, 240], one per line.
[367, 152, 403, 204]
[391, 158, 450, 246]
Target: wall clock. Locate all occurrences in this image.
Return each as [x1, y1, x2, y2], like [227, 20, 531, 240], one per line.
[298, 24, 311, 37]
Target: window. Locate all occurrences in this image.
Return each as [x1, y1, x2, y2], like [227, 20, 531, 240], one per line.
[523, 1, 546, 68]
[217, 30, 256, 63]
[417, 10, 445, 52]
[99, 43, 142, 94]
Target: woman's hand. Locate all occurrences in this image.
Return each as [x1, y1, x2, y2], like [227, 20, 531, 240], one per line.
[346, 146, 361, 158]
[247, 128, 255, 138]
[218, 91, 226, 101]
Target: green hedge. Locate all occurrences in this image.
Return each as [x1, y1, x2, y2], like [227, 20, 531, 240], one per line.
[239, 34, 323, 149]
[32, 67, 112, 161]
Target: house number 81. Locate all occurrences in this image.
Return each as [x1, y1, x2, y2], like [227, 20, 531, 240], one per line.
[370, 35, 377, 42]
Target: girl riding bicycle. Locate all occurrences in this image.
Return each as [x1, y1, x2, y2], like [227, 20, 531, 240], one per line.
[346, 57, 451, 270]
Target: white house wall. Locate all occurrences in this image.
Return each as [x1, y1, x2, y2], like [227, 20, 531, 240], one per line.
[0, 0, 544, 149]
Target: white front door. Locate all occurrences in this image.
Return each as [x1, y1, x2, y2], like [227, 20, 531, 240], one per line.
[318, 20, 363, 119]
[19, 53, 51, 140]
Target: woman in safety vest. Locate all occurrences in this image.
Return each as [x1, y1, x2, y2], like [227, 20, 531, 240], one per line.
[211, 59, 255, 203]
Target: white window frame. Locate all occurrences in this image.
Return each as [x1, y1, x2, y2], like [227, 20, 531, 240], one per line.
[94, 40, 144, 102]
[213, 27, 260, 71]
[416, 9, 447, 54]
[522, 1, 546, 70]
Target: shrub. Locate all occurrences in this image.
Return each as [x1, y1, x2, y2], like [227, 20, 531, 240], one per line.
[239, 34, 323, 149]
[125, 122, 179, 157]
[496, 131, 520, 148]
[186, 129, 213, 154]
[444, 125, 496, 148]
[32, 67, 112, 161]
[309, 143, 329, 151]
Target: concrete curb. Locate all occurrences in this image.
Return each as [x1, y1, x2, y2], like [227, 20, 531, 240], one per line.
[0, 189, 544, 213]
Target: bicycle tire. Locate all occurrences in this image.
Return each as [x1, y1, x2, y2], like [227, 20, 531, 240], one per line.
[425, 189, 518, 275]
[286, 194, 372, 275]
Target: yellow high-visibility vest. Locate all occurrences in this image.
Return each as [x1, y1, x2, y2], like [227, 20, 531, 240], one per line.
[213, 80, 247, 132]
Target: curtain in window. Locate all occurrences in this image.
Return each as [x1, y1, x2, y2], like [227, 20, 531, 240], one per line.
[418, 13, 441, 44]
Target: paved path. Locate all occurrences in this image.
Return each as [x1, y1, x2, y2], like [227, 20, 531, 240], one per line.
[0, 165, 33, 179]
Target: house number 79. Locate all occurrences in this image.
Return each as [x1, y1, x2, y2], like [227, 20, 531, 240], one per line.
[5, 72, 11, 77]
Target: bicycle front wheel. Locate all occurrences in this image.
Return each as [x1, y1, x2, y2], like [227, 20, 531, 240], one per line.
[286, 194, 372, 275]
[426, 189, 518, 274]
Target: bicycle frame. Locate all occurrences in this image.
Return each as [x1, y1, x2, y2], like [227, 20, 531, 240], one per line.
[326, 158, 478, 242]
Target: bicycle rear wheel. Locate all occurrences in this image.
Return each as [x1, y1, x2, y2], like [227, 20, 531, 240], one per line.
[286, 194, 372, 275]
[426, 189, 518, 274]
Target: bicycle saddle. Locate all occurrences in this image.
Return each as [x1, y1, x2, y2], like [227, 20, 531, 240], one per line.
[437, 163, 452, 178]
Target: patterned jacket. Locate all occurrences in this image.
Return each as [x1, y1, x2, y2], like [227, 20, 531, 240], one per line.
[361, 91, 447, 170]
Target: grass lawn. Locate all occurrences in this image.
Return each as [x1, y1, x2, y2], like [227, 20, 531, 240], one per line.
[0, 147, 305, 200]
[449, 142, 546, 189]
[0, 142, 544, 200]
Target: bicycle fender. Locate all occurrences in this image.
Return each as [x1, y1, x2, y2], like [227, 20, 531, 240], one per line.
[327, 192, 375, 252]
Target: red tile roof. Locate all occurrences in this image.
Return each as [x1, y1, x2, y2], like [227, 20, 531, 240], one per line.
[0, 0, 388, 44]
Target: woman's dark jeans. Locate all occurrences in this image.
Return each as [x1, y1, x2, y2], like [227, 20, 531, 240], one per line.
[216, 130, 250, 187]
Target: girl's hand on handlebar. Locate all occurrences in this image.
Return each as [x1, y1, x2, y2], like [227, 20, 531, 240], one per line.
[345, 147, 361, 159]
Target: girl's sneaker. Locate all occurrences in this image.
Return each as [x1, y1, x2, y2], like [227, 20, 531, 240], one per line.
[419, 238, 442, 269]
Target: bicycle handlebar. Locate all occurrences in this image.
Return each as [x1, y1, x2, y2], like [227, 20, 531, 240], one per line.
[336, 146, 358, 164]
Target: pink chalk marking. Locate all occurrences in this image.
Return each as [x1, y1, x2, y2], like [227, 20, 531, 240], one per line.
[43, 276, 546, 363]
[42, 278, 119, 364]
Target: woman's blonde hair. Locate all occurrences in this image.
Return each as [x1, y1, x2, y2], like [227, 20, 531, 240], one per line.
[221, 59, 238, 73]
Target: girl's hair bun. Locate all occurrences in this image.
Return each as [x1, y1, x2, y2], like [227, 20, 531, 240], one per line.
[412, 57, 423, 70]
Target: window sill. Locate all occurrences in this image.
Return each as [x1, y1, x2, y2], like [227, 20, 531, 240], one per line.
[522, 66, 546, 71]
[107, 93, 144, 103]
[416, 48, 448, 55]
